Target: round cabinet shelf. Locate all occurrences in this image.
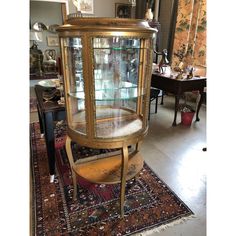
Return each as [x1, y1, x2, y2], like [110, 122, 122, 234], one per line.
[73, 151, 144, 184]
[71, 107, 142, 138]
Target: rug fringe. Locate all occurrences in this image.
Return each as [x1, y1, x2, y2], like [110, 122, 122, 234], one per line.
[134, 214, 196, 236]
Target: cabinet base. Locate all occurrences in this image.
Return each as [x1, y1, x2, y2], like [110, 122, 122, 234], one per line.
[73, 151, 144, 184]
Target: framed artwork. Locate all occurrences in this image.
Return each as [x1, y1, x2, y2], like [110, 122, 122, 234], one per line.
[73, 0, 94, 14]
[47, 36, 59, 47]
[115, 3, 132, 18]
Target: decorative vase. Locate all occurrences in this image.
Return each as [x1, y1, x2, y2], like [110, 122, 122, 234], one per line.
[145, 8, 153, 20]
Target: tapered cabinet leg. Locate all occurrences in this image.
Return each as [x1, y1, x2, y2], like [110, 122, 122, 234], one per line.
[120, 146, 129, 217]
[65, 136, 77, 201]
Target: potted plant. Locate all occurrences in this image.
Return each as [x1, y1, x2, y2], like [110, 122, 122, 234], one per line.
[179, 102, 195, 126]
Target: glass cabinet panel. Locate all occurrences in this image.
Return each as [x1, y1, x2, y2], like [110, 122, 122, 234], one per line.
[92, 37, 143, 138]
[61, 35, 152, 139]
[63, 37, 86, 135]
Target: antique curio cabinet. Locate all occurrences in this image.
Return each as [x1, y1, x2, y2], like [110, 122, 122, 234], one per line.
[57, 16, 156, 217]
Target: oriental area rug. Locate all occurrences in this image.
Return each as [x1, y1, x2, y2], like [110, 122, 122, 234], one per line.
[30, 97, 37, 113]
[30, 122, 194, 236]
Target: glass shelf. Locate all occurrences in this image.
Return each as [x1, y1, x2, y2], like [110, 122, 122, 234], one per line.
[71, 107, 142, 138]
[68, 81, 143, 101]
[93, 47, 141, 50]
[68, 87, 143, 101]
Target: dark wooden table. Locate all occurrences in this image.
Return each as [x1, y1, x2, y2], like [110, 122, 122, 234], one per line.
[151, 72, 206, 126]
[34, 85, 66, 182]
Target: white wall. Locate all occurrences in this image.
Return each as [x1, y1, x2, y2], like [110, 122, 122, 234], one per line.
[94, 0, 128, 17]
[30, 1, 63, 56]
[30, 0, 134, 60]
[30, 0, 133, 51]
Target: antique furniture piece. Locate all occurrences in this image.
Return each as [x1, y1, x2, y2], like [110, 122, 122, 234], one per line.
[57, 17, 156, 217]
[151, 72, 206, 126]
[34, 84, 66, 182]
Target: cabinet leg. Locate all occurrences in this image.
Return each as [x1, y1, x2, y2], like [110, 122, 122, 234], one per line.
[65, 136, 77, 201]
[120, 145, 128, 217]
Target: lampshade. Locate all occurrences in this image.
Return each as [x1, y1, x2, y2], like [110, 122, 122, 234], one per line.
[30, 31, 43, 42]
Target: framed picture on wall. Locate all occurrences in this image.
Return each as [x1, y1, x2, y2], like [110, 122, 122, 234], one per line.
[115, 3, 132, 18]
[47, 36, 59, 47]
[74, 0, 94, 14]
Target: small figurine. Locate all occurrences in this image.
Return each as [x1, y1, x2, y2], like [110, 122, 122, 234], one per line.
[43, 49, 57, 73]
[187, 67, 194, 79]
[176, 72, 183, 80]
[45, 49, 56, 63]
[159, 49, 169, 74]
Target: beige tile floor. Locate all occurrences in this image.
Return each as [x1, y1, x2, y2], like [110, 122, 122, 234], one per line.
[30, 93, 206, 236]
[142, 96, 206, 235]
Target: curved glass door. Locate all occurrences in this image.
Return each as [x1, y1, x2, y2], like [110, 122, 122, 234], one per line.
[63, 37, 87, 135]
[93, 37, 143, 138]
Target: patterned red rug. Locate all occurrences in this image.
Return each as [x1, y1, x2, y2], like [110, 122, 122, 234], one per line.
[30, 97, 37, 113]
[31, 122, 193, 236]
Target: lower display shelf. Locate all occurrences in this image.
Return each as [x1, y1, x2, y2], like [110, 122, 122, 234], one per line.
[71, 107, 143, 138]
[73, 151, 144, 184]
